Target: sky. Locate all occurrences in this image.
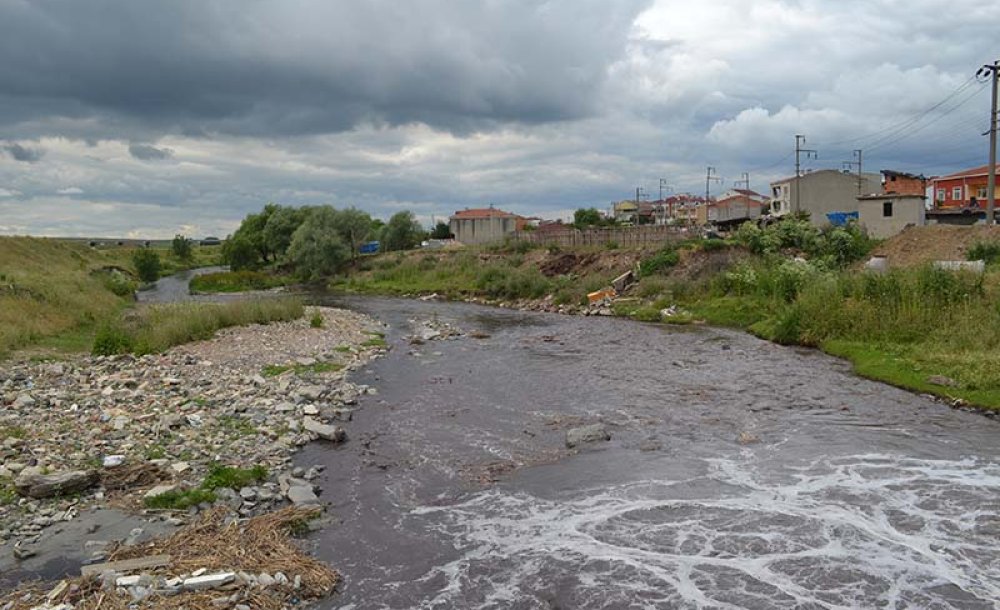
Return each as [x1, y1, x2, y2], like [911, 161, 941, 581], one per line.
[0, 0, 997, 238]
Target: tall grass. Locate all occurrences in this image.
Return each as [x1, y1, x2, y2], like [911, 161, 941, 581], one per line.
[93, 298, 304, 355]
[190, 270, 288, 293]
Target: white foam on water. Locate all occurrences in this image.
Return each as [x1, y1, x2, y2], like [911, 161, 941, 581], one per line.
[401, 454, 1000, 609]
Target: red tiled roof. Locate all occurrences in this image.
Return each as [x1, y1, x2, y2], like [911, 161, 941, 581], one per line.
[934, 164, 1000, 181]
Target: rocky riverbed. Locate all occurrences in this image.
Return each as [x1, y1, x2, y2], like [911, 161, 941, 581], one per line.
[0, 306, 387, 598]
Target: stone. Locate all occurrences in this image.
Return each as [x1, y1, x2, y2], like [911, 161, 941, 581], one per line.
[102, 455, 126, 468]
[182, 572, 236, 591]
[14, 470, 99, 499]
[115, 575, 142, 587]
[170, 461, 191, 474]
[302, 417, 346, 443]
[257, 572, 276, 587]
[298, 385, 324, 401]
[928, 375, 958, 387]
[144, 484, 178, 500]
[302, 404, 319, 416]
[13, 544, 38, 559]
[13, 393, 36, 408]
[565, 424, 611, 448]
[239, 487, 257, 501]
[285, 485, 320, 506]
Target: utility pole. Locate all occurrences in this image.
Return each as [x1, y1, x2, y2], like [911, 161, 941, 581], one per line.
[842, 149, 864, 195]
[734, 172, 750, 191]
[978, 60, 999, 225]
[794, 135, 818, 215]
[659, 178, 669, 201]
[705, 167, 721, 202]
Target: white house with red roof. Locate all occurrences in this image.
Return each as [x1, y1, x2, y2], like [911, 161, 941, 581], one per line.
[449, 206, 529, 245]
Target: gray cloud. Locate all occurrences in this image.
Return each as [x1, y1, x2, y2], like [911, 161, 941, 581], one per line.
[3, 142, 44, 163]
[0, 0, 648, 139]
[129, 143, 173, 160]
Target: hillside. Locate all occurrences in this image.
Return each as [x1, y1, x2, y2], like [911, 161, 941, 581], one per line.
[0, 237, 137, 355]
[871, 225, 1000, 268]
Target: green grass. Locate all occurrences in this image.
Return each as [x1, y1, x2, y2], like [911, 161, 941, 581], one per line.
[261, 361, 344, 377]
[361, 337, 388, 348]
[0, 479, 17, 506]
[189, 270, 290, 293]
[93, 298, 304, 355]
[0, 425, 27, 440]
[143, 464, 268, 510]
[217, 415, 257, 436]
[143, 488, 217, 510]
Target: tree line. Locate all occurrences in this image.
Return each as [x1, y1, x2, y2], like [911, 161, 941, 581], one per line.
[221, 204, 440, 280]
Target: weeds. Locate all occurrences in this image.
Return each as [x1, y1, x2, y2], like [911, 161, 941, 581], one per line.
[261, 361, 343, 377]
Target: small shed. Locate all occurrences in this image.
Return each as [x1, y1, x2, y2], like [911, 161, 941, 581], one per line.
[857, 194, 925, 238]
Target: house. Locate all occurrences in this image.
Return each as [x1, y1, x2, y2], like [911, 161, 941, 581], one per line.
[929, 163, 1000, 209]
[769, 169, 881, 226]
[449, 207, 528, 245]
[695, 193, 763, 227]
[881, 170, 927, 196]
[612, 200, 639, 224]
[659, 194, 708, 225]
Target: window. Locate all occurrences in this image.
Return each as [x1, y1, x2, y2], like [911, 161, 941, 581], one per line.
[936, 189, 946, 202]
[883, 201, 893, 217]
[952, 186, 963, 201]
[978, 187, 988, 199]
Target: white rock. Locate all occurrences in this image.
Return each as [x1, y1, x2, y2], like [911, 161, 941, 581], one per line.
[182, 572, 235, 591]
[102, 455, 125, 468]
[170, 461, 191, 474]
[116, 575, 141, 587]
[143, 484, 178, 500]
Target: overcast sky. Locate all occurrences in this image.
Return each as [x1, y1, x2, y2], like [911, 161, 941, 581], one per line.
[1, 0, 997, 238]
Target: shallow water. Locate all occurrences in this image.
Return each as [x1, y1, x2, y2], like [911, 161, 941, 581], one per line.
[298, 297, 1000, 609]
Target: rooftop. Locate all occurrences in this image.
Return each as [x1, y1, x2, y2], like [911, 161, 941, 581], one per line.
[933, 163, 1000, 181]
[451, 207, 521, 219]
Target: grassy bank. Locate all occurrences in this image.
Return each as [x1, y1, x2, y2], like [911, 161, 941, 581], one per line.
[0, 237, 224, 357]
[189, 270, 290, 293]
[93, 298, 305, 356]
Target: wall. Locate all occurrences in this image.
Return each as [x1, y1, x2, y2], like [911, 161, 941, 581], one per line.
[883, 174, 926, 196]
[932, 176, 989, 207]
[450, 216, 519, 245]
[511, 224, 688, 248]
[773, 170, 881, 226]
[858, 196, 926, 238]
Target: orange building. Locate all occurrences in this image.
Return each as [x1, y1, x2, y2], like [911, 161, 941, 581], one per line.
[881, 170, 927, 196]
[930, 164, 1000, 208]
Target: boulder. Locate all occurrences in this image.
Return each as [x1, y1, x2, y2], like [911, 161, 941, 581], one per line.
[286, 484, 320, 506]
[565, 424, 611, 448]
[15, 470, 98, 499]
[302, 417, 346, 443]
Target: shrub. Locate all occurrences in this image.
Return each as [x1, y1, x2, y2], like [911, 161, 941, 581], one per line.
[132, 248, 161, 283]
[640, 247, 680, 277]
[968, 241, 1000, 265]
[92, 324, 134, 356]
[171, 234, 193, 261]
[310, 311, 324, 328]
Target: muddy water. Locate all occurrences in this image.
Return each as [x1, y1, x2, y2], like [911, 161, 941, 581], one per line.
[300, 297, 1000, 609]
[135, 265, 226, 303]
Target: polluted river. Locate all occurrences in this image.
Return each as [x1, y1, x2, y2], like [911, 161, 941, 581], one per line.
[290, 296, 1000, 609]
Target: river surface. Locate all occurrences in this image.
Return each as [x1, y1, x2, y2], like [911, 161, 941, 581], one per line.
[135, 265, 226, 303]
[295, 296, 1000, 610]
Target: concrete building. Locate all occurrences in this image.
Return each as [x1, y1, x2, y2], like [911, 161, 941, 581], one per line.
[769, 169, 881, 226]
[695, 193, 763, 226]
[857, 194, 926, 238]
[449, 207, 528, 245]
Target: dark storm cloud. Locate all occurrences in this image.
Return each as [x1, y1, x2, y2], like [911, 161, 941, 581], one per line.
[128, 143, 173, 161]
[0, 0, 649, 138]
[2, 142, 44, 163]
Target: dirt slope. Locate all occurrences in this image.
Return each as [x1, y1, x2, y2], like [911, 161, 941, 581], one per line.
[870, 225, 1000, 267]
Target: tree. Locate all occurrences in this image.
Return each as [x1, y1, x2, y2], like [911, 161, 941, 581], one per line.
[221, 234, 259, 271]
[286, 206, 350, 280]
[230, 203, 278, 265]
[132, 248, 161, 283]
[333, 207, 373, 262]
[380, 211, 424, 252]
[262, 205, 308, 260]
[171, 234, 193, 261]
[430, 221, 452, 239]
[574, 208, 603, 229]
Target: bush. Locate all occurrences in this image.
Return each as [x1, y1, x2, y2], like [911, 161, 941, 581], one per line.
[310, 312, 324, 328]
[171, 234, 193, 261]
[968, 241, 1000, 265]
[640, 247, 680, 277]
[132, 248, 161, 283]
[92, 324, 134, 356]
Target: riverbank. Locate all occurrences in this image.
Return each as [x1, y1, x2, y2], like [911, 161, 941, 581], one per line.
[1, 305, 387, 607]
[314, 224, 1000, 410]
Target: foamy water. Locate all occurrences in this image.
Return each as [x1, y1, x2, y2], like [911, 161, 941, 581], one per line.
[406, 455, 1000, 609]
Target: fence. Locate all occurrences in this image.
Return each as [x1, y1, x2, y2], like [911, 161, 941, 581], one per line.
[510, 225, 689, 249]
